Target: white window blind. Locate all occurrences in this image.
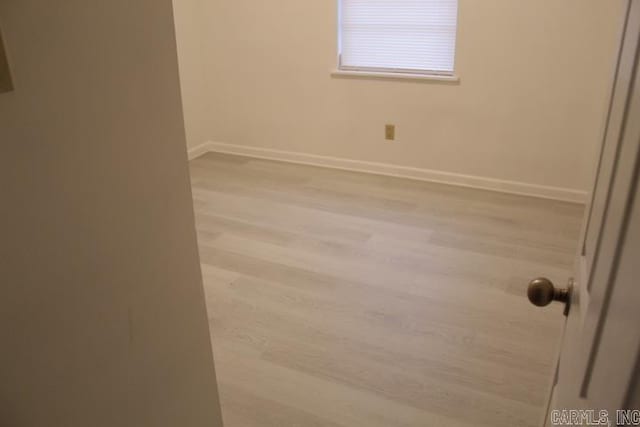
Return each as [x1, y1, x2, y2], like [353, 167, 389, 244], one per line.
[339, 0, 458, 75]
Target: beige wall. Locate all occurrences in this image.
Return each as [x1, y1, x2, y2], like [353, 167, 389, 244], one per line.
[0, 1, 222, 426]
[198, 0, 623, 194]
[173, 0, 211, 148]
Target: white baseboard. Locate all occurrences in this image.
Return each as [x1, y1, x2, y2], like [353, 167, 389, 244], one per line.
[188, 141, 587, 203]
[187, 142, 214, 161]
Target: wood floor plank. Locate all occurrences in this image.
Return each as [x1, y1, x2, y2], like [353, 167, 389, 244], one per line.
[206, 275, 552, 405]
[191, 152, 583, 427]
[218, 383, 347, 427]
[213, 340, 479, 427]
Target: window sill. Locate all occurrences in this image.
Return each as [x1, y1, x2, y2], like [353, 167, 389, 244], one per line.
[331, 69, 460, 83]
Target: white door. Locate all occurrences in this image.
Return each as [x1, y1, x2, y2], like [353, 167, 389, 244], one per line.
[529, 1, 640, 424]
[0, 1, 224, 426]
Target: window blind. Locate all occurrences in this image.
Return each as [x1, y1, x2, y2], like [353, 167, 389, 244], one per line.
[339, 0, 458, 75]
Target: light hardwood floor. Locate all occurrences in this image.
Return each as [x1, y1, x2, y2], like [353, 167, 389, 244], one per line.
[189, 152, 584, 427]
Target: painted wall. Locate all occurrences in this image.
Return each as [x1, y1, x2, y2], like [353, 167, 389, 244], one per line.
[0, 1, 223, 426]
[198, 0, 623, 195]
[173, 0, 211, 148]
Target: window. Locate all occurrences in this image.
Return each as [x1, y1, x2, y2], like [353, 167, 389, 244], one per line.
[338, 0, 458, 76]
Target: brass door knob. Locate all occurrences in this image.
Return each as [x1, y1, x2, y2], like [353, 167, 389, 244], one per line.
[527, 278, 572, 316]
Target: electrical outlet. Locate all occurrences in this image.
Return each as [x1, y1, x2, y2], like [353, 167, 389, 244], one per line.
[385, 124, 395, 141]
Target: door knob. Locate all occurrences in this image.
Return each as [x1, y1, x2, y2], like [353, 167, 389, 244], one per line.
[527, 278, 572, 316]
